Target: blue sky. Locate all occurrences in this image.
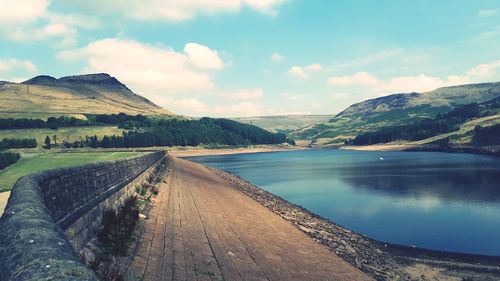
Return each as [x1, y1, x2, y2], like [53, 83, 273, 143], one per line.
[1, 0, 499, 116]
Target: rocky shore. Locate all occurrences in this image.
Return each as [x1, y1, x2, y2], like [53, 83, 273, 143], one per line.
[211, 168, 500, 281]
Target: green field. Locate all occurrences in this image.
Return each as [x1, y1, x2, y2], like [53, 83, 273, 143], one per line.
[0, 151, 144, 192]
[0, 126, 125, 147]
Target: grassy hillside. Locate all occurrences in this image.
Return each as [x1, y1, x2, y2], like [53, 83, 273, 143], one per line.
[0, 74, 172, 117]
[293, 82, 500, 144]
[0, 151, 143, 192]
[233, 115, 335, 134]
[351, 97, 500, 146]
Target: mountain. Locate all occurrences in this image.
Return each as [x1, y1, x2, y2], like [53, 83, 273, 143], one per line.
[292, 82, 500, 145]
[232, 115, 335, 134]
[0, 73, 172, 118]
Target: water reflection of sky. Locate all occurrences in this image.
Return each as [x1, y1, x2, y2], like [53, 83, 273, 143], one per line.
[187, 150, 500, 256]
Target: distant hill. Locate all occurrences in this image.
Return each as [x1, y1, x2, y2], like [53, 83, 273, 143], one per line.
[232, 115, 335, 134]
[292, 82, 500, 145]
[350, 96, 500, 147]
[0, 73, 172, 118]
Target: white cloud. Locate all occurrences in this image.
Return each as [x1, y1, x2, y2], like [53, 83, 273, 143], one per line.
[184, 43, 224, 70]
[214, 102, 263, 117]
[7, 23, 78, 47]
[326, 59, 500, 95]
[271, 52, 284, 61]
[46, 13, 101, 30]
[326, 73, 472, 95]
[280, 92, 310, 101]
[0, 0, 48, 24]
[57, 38, 223, 95]
[288, 66, 308, 79]
[288, 63, 323, 79]
[378, 74, 469, 93]
[478, 9, 497, 18]
[173, 98, 210, 113]
[305, 63, 323, 72]
[228, 88, 264, 99]
[60, 0, 287, 22]
[152, 94, 266, 117]
[243, 0, 287, 16]
[150, 96, 210, 116]
[327, 72, 378, 85]
[0, 58, 37, 74]
[0, 0, 100, 46]
[466, 60, 500, 78]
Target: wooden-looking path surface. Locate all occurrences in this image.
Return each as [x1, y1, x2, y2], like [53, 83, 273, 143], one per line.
[127, 158, 372, 281]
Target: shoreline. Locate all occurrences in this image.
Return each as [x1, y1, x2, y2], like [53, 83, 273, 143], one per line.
[342, 144, 500, 157]
[168, 144, 307, 157]
[205, 163, 500, 280]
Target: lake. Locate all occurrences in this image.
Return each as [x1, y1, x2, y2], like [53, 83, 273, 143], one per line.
[186, 149, 500, 256]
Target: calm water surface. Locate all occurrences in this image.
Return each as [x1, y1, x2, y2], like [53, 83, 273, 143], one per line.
[186, 149, 500, 256]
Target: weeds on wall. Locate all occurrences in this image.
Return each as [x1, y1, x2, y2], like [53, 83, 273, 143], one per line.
[135, 186, 147, 196]
[99, 196, 139, 256]
[92, 158, 169, 281]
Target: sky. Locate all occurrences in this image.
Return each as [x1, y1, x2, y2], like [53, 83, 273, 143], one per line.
[0, 0, 500, 117]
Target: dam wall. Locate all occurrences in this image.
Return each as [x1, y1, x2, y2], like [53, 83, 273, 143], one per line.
[0, 151, 166, 281]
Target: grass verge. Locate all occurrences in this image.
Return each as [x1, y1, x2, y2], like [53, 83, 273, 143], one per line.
[0, 151, 143, 192]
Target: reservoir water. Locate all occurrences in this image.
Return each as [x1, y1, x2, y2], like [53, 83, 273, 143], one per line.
[186, 149, 500, 256]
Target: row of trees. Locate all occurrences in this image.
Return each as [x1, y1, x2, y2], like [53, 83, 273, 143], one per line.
[94, 113, 148, 127]
[0, 138, 37, 149]
[63, 118, 293, 148]
[0, 116, 89, 130]
[351, 101, 496, 145]
[0, 113, 150, 130]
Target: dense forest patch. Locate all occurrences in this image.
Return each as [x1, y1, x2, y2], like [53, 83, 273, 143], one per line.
[61, 117, 293, 148]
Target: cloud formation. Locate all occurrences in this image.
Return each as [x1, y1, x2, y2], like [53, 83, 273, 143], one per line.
[0, 0, 100, 47]
[59, 0, 287, 22]
[184, 43, 224, 70]
[0, 0, 47, 23]
[327, 72, 378, 85]
[228, 88, 264, 99]
[466, 60, 500, 78]
[0, 58, 37, 74]
[288, 66, 308, 79]
[271, 52, 285, 61]
[304, 63, 323, 72]
[288, 63, 323, 79]
[57, 38, 224, 95]
[326, 60, 500, 94]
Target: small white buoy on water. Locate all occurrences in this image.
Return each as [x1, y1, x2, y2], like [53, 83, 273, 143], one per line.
[379, 157, 384, 160]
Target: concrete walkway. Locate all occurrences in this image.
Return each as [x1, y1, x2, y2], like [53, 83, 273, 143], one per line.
[127, 158, 372, 281]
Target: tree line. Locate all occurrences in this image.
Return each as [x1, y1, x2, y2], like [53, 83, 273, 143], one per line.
[62, 118, 293, 148]
[0, 113, 150, 130]
[0, 138, 37, 149]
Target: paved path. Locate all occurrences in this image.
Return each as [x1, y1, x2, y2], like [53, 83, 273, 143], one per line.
[127, 158, 372, 281]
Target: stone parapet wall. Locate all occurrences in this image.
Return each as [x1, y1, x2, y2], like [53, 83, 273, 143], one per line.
[0, 151, 166, 281]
